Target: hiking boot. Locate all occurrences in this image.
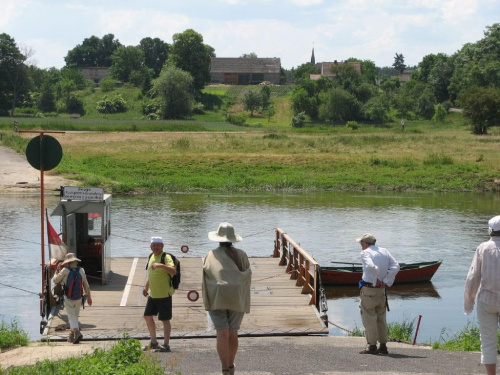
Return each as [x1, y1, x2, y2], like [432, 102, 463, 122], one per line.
[142, 342, 159, 351]
[73, 332, 83, 344]
[359, 344, 378, 354]
[154, 344, 171, 352]
[377, 343, 389, 354]
[67, 332, 74, 343]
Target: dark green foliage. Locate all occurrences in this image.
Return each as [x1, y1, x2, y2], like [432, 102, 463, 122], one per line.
[318, 88, 361, 123]
[292, 62, 317, 81]
[167, 29, 214, 91]
[66, 95, 86, 115]
[99, 77, 119, 92]
[38, 81, 56, 113]
[199, 92, 223, 110]
[242, 90, 262, 116]
[109, 46, 145, 82]
[64, 34, 122, 68]
[260, 85, 271, 110]
[139, 37, 169, 78]
[152, 65, 194, 119]
[393, 53, 406, 74]
[226, 113, 247, 126]
[459, 86, 500, 134]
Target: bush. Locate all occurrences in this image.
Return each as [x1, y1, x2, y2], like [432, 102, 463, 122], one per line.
[226, 113, 247, 126]
[96, 95, 128, 114]
[99, 77, 119, 92]
[432, 104, 447, 123]
[291, 111, 306, 128]
[66, 95, 85, 116]
[346, 121, 358, 130]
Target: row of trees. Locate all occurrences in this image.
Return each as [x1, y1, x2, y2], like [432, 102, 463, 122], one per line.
[1, 24, 500, 129]
[289, 24, 500, 133]
[0, 29, 215, 118]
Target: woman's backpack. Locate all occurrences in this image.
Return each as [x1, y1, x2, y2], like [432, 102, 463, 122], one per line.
[64, 267, 83, 300]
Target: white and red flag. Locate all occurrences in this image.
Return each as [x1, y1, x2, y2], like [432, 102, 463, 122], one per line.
[46, 213, 67, 261]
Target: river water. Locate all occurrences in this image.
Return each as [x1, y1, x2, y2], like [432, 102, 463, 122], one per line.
[0, 191, 498, 344]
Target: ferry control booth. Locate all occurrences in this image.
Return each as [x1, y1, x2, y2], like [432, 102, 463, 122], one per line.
[51, 187, 112, 284]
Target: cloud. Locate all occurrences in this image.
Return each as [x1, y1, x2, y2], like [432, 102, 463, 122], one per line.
[290, 0, 324, 5]
[0, 0, 27, 29]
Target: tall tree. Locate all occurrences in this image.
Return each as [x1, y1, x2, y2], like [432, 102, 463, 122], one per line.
[393, 53, 406, 74]
[109, 46, 145, 82]
[65, 34, 122, 68]
[167, 29, 215, 91]
[139, 37, 169, 78]
[449, 23, 500, 99]
[152, 65, 194, 119]
[0, 33, 30, 115]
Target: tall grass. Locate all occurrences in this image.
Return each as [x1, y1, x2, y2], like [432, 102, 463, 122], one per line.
[0, 338, 174, 375]
[347, 318, 415, 342]
[0, 320, 28, 350]
[431, 321, 500, 352]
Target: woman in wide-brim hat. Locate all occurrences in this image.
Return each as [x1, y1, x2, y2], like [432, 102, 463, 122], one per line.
[202, 222, 251, 375]
[53, 253, 92, 344]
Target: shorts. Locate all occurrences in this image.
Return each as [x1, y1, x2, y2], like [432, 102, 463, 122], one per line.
[144, 296, 172, 321]
[209, 309, 245, 331]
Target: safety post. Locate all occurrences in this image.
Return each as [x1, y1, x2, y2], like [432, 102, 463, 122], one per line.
[412, 314, 423, 345]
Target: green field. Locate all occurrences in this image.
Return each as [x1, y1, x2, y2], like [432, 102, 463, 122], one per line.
[2, 106, 499, 195]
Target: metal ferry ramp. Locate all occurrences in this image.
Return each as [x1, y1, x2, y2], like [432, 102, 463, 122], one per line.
[42, 229, 329, 341]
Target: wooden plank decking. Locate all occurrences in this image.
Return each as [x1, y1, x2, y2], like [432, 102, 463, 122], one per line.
[43, 257, 327, 342]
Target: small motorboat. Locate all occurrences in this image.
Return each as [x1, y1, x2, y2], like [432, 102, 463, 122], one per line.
[320, 260, 442, 286]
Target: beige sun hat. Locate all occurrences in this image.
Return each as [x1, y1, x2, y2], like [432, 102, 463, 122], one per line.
[61, 253, 81, 265]
[208, 222, 242, 243]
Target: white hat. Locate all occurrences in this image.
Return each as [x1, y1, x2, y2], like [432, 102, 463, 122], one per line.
[208, 222, 242, 243]
[151, 237, 163, 244]
[356, 233, 376, 244]
[488, 216, 500, 232]
[62, 253, 81, 265]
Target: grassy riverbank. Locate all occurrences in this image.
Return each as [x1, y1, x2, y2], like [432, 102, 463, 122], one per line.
[1, 113, 499, 194]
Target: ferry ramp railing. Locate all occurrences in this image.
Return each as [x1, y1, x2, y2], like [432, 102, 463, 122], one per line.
[273, 228, 328, 326]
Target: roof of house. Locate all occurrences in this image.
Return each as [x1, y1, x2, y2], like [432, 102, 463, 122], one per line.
[210, 58, 281, 74]
[317, 61, 362, 76]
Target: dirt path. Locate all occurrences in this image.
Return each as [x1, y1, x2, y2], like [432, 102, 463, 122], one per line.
[0, 145, 75, 193]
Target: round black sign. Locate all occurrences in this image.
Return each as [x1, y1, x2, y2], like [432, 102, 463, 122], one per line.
[26, 135, 63, 171]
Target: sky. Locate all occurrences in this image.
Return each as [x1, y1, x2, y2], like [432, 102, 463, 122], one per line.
[1, 0, 499, 71]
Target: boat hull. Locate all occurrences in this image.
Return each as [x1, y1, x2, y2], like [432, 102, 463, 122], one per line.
[320, 261, 442, 286]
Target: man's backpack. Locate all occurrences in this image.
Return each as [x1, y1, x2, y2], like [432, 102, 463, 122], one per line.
[146, 252, 181, 289]
[64, 266, 83, 300]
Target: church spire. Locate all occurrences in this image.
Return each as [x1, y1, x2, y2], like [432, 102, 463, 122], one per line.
[311, 44, 315, 65]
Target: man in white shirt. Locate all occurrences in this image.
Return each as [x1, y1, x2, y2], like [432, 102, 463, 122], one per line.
[464, 215, 500, 375]
[357, 233, 400, 355]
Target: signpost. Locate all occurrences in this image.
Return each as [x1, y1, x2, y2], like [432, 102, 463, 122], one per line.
[20, 130, 65, 327]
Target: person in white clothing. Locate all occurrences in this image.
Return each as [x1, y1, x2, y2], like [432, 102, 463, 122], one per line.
[52, 253, 92, 344]
[357, 233, 400, 355]
[464, 215, 500, 375]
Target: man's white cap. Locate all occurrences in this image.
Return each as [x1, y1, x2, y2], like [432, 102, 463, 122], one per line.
[488, 216, 500, 231]
[151, 236, 163, 244]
